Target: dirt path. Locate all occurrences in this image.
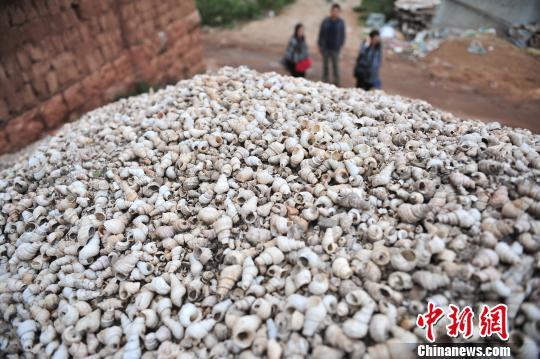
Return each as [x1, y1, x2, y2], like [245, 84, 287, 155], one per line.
[202, 0, 540, 133]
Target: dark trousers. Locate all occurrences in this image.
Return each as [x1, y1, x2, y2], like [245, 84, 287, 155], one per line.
[322, 49, 340, 85]
[356, 77, 373, 91]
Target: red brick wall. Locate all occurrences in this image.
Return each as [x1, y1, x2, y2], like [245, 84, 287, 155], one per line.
[0, 0, 205, 154]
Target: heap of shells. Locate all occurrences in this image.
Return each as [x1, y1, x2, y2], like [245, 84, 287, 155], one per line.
[1, 67, 539, 358]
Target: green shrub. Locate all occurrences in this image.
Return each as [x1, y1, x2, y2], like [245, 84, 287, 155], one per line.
[354, 0, 395, 23]
[197, 0, 294, 26]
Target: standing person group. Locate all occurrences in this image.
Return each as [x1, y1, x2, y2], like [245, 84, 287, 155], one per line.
[282, 3, 382, 90]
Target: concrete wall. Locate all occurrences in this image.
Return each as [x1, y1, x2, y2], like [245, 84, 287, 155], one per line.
[432, 0, 540, 34]
[0, 0, 205, 154]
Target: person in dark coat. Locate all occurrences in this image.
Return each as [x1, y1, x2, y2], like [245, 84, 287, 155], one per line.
[283, 23, 310, 77]
[354, 30, 382, 91]
[318, 4, 346, 86]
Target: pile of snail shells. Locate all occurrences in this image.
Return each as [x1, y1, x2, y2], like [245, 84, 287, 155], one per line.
[1, 66, 540, 359]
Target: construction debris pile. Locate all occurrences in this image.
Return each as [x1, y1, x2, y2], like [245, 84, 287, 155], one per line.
[395, 0, 440, 40]
[1, 67, 539, 358]
[509, 23, 540, 49]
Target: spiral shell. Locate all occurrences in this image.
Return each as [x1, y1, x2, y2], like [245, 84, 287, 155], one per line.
[217, 264, 242, 297]
[232, 315, 261, 349]
[397, 203, 431, 224]
[255, 247, 285, 266]
[412, 271, 450, 291]
[437, 208, 480, 228]
[276, 236, 305, 252]
[449, 172, 475, 189]
[303, 297, 327, 336]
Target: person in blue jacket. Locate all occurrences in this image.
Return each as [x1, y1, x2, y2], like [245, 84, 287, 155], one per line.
[318, 4, 346, 86]
[354, 30, 382, 90]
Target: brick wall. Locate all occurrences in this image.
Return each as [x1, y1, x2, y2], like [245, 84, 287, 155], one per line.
[0, 0, 205, 154]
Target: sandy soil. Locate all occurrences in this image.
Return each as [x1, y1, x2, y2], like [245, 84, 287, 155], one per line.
[202, 0, 540, 133]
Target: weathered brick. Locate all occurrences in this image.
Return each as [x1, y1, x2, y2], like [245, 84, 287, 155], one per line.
[81, 73, 104, 112]
[65, 65, 81, 86]
[87, 17, 100, 33]
[60, 10, 77, 30]
[141, 19, 154, 35]
[113, 53, 133, 78]
[169, 19, 187, 39]
[32, 75, 49, 99]
[0, 8, 10, 27]
[0, 27, 23, 56]
[46, 34, 64, 54]
[6, 109, 45, 148]
[0, 63, 6, 81]
[8, 5, 25, 26]
[3, 56, 21, 78]
[63, 28, 81, 49]
[78, 0, 97, 19]
[130, 44, 154, 81]
[45, 71, 59, 93]
[21, 2, 39, 21]
[26, 43, 46, 62]
[121, 3, 136, 19]
[40, 94, 67, 128]
[79, 24, 91, 42]
[85, 52, 104, 72]
[8, 76, 25, 97]
[0, 130, 9, 154]
[34, 1, 50, 17]
[4, 89, 24, 115]
[81, 72, 102, 96]
[58, 0, 73, 11]
[21, 84, 37, 109]
[46, 1, 61, 14]
[63, 83, 85, 111]
[98, 62, 116, 87]
[100, 43, 116, 62]
[102, 11, 118, 30]
[185, 10, 201, 30]
[24, 18, 49, 44]
[0, 97, 9, 119]
[16, 48, 32, 69]
[31, 61, 51, 81]
[94, 0, 112, 14]
[21, 71, 31, 84]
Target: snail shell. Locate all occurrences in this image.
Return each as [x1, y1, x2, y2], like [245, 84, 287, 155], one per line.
[217, 264, 242, 297]
[232, 315, 262, 350]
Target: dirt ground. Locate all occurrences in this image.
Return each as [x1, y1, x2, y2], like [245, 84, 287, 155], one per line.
[202, 0, 540, 133]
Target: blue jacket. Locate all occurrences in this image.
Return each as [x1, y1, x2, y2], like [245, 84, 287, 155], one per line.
[318, 17, 346, 51]
[355, 41, 382, 85]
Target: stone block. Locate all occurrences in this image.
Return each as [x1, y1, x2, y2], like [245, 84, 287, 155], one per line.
[63, 82, 85, 111]
[6, 109, 45, 148]
[0, 130, 9, 154]
[45, 71, 59, 94]
[0, 97, 9, 119]
[40, 94, 67, 128]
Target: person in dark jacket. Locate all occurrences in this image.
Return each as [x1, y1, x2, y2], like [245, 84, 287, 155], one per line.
[354, 30, 382, 91]
[283, 23, 310, 77]
[318, 4, 346, 86]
